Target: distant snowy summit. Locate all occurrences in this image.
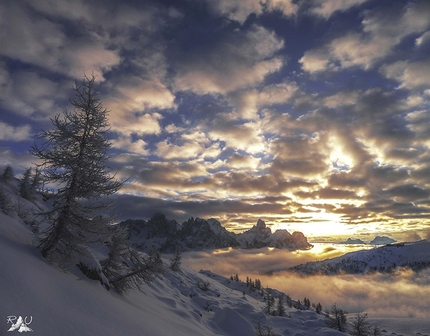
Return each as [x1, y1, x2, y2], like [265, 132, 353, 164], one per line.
[342, 236, 396, 245]
[369, 235, 396, 245]
[286, 240, 430, 275]
[343, 238, 366, 244]
[236, 219, 311, 250]
[121, 214, 312, 252]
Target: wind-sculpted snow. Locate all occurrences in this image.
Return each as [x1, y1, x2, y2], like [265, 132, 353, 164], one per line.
[122, 215, 312, 252]
[0, 205, 341, 335]
[286, 241, 430, 275]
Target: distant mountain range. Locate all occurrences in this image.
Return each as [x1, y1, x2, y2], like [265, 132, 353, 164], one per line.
[284, 240, 430, 275]
[120, 214, 312, 252]
[343, 236, 397, 245]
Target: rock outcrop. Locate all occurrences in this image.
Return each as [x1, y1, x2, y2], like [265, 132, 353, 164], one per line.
[122, 215, 312, 252]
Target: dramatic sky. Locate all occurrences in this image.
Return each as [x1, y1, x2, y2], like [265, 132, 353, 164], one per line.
[1, 0, 430, 241]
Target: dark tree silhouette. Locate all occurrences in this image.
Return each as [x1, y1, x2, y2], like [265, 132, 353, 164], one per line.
[31, 75, 124, 262]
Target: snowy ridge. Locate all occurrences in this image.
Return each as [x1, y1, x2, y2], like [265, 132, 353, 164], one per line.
[286, 241, 430, 275]
[0, 178, 340, 335]
[342, 236, 396, 245]
[0, 200, 344, 335]
[123, 215, 312, 252]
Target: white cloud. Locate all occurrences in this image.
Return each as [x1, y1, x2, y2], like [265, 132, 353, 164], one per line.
[105, 76, 175, 136]
[173, 25, 284, 94]
[155, 130, 221, 161]
[165, 124, 186, 134]
[207, 0, 297, 24]
[109, 111, 164, 137]
[299, 49, 332, 73]
[322, 91, 360, 108]
[0, 2, 121, 80]
[229, 83, 298, 120]
[309, 0, 369, 19]
[0, 122, 32, 141]
[301, 2, 430, 73]
[381, 59, 430, 90]
[208, 121, 266, 154]
[227, 153, 261, 170]
[416, 30, 430, 47]
[112, 136, 149, 156]
[115, 78, 175, 111]
[0, 70, 67, 119]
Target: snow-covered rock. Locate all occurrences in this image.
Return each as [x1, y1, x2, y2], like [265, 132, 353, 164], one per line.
[343, 238, 366, 244]
[287, 240, 430, 275]
[124, 216, 312, 252]
[370, 235, 396, 245]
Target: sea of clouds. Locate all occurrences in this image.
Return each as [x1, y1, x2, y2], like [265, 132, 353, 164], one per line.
[181, 245, 430, 320]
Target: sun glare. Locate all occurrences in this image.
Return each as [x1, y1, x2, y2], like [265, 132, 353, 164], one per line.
[276, 211, 354, 238]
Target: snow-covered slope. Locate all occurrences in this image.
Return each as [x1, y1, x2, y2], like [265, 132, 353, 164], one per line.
[0, 212, 346, 335]
[0, 180, 345, 336]
[124, 215, 312, 252]
[287, 241, 430, 275]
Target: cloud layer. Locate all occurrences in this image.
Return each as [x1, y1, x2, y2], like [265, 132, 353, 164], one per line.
[182, 247, 430, 322]
[1, 0, 430, 239]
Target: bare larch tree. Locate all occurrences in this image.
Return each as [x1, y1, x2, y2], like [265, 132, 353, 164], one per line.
[31, 75, 123, 262]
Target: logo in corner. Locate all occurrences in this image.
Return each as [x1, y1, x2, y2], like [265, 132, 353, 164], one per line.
[7, 316, 33, 333]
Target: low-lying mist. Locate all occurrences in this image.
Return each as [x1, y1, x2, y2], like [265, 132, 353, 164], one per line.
[181, 246, 430, 320]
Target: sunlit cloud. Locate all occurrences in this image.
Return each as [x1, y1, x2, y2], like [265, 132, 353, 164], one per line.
[1, 0, 430, 238]
[112, 136, 149, 156]
[301, 1, 430, 73]
[0, 122, 32, 142]
[206, 0, 297, 24]
[381, 59, 430, 90]
[308, 0, 369, 19]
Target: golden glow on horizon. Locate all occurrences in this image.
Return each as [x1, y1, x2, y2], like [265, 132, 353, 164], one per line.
[273, 211, 354, 237]
[212, 247, 234, 254]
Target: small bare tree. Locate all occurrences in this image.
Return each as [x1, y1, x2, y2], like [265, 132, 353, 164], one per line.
[169, 244, 182, 271]
[107, 246, 165, 293]
[255, 319, 278, 336]
[326, 303, 347, 332]
[350, 312, 370, 336]
[198, 282, 211, 291]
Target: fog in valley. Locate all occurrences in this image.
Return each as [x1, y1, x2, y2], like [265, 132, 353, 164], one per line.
[181, 246, 430, 321]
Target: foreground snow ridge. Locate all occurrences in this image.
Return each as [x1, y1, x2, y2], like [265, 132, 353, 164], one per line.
[0, 206, 346, 335]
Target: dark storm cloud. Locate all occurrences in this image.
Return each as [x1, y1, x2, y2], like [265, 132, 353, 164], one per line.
[367, 165, 410, 186]
[328, 173, 366, 189]
[383, 184, 430, 202]
[113, 193, 293, 224]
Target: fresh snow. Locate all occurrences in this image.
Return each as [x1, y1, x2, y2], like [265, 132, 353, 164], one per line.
[0, 180, 342, 336]
[0, 210, 345, 335]
[287, 241, 430, 275]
